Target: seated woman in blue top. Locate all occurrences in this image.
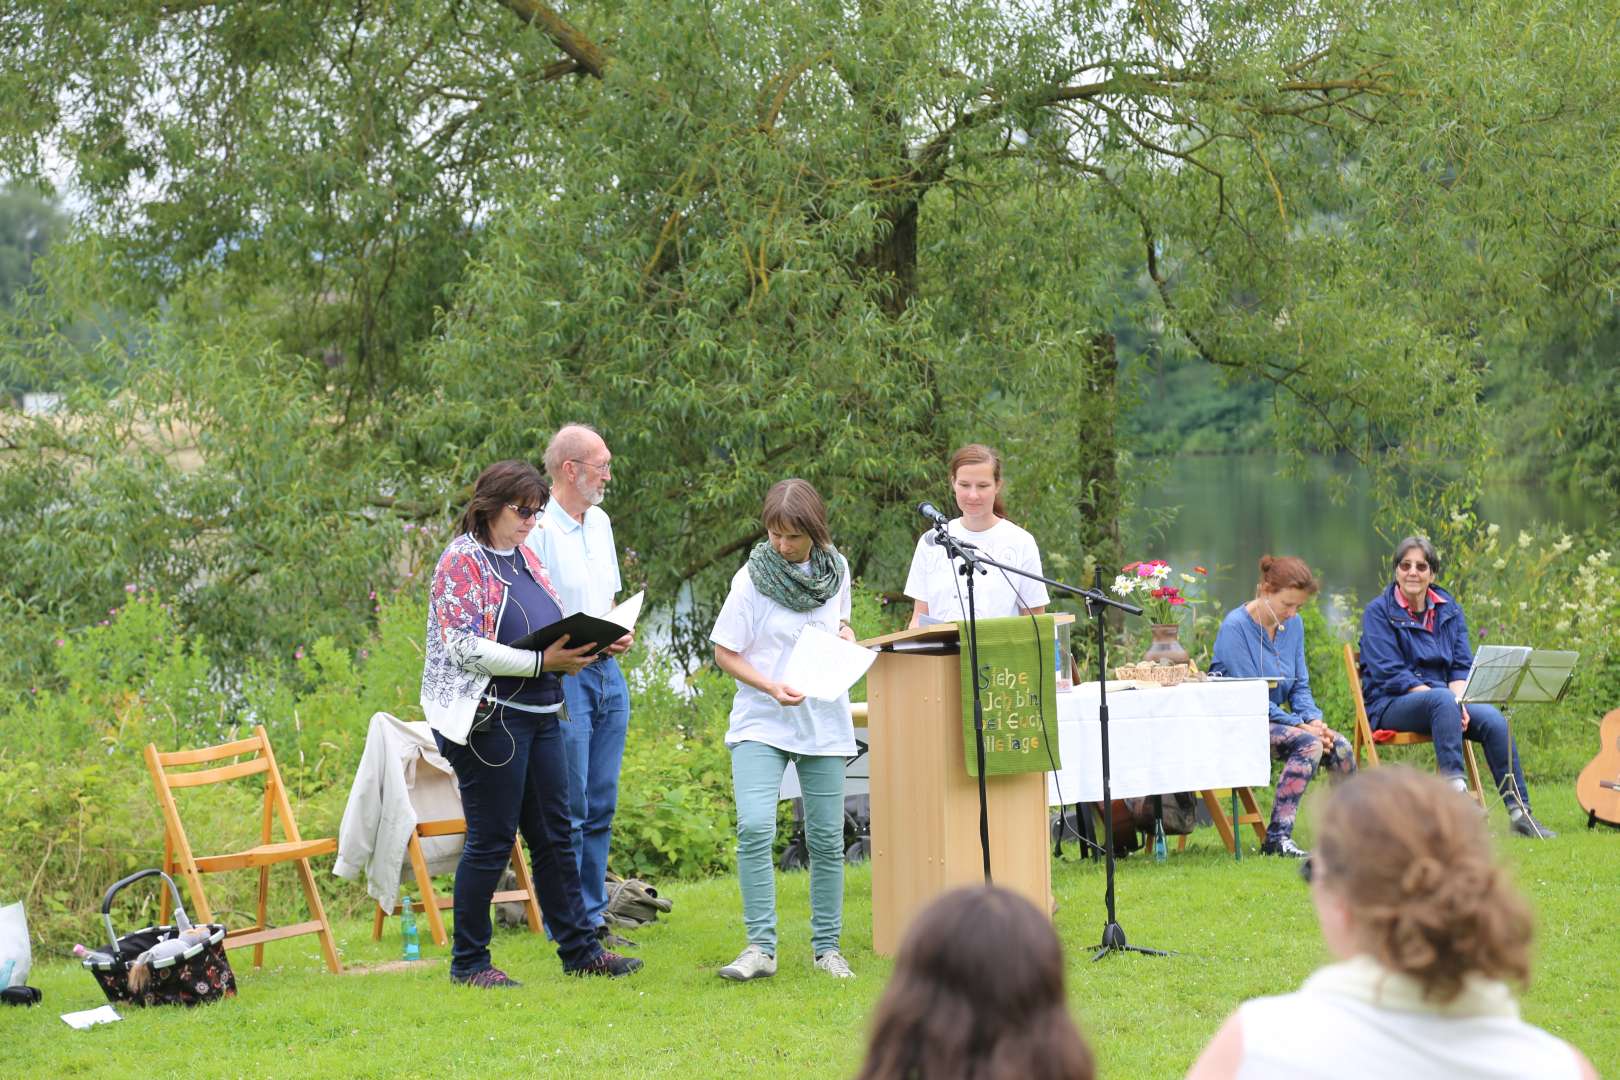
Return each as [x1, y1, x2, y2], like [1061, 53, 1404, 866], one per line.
[1359, 535, 1554, 839]
[1211, 555, 1354, 858]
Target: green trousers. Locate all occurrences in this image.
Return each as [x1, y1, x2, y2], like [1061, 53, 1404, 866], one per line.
[730, 740, 846, 956]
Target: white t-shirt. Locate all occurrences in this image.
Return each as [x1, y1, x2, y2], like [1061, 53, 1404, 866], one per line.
[903, 517, 1050, 622]
[709, 556, 856, 757]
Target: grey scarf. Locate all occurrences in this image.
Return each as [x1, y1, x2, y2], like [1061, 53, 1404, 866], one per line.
[746, 541, 843, 612]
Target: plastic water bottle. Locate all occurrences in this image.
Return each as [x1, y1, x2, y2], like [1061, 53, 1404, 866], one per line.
[71, 945, 113, 967]
[400, 895, 421, 961]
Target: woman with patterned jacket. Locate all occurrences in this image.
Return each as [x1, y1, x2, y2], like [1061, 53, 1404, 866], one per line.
[420, 459, 641, 986]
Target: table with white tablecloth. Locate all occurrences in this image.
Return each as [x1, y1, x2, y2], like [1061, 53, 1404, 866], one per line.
[1046, 679, 1272, 806]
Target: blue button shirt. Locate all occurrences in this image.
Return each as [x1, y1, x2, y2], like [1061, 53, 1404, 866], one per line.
[1209, 604, 1321, 726]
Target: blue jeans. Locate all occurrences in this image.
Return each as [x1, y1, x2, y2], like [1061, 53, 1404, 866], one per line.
[1377, 691, 1532, 810]
[731, 741, 846, 957]
[434, 709, 601, 976]
[552, 657, 629, 931]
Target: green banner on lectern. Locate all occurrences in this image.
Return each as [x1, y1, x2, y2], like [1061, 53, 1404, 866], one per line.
[960, 614, 1059, 777]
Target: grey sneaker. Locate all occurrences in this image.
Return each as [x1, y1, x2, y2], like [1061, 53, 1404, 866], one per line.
[1508, 808, 1556, 839]
[718, 945, 776, 981]
[813, 949, 855, 979]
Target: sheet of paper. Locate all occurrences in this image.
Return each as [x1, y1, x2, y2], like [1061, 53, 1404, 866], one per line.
[605, 590, 645, 631]
[62, 1004, 122, 1029]
[780, 625, 878, 701]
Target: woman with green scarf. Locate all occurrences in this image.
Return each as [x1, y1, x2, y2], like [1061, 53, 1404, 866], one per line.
[710, 478, 858, 982]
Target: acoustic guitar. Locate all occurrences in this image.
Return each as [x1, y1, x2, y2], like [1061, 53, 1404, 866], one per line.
[1575, 707, 1620, 829]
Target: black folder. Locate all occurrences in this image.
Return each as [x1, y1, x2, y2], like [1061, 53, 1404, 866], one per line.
[512, 612, 631, 657]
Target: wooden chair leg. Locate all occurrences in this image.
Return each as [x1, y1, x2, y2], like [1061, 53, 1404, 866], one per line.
[1463, 742, 1486, 810]
[254, 865, 270, 969]
[292, 856, 342, 973]
[1201, 790, 1237, 855]
[1175, 833, 1188, 853]
[407, 832, 449, 947]
[508, 842, 543, 934]
[1237, 787, 1268, 842]
[160, 831, 176, 926]
[178, 860, 215, 926]
[372, 903, 386, 941]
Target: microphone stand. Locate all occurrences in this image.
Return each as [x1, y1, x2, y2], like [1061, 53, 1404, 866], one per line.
[931, 527, 1163, 959]
[928, 524, 995, 882]
[1079, 565, 1167, 961]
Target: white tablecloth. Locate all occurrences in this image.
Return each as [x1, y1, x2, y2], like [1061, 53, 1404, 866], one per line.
[1046, 680, 1271, 805]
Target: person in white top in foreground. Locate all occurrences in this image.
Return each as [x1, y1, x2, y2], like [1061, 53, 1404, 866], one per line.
[904, 442, 1049, 626]
[1187, 765, 1596, 1080]
[710, 478, 858, 983]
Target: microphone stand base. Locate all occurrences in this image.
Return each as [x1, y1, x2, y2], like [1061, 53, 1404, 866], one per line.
[1091, 921, 1172, 962]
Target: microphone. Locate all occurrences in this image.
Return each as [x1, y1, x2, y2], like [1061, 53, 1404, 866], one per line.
[923, 531, 978, 550]
[916, 501, 951, 528]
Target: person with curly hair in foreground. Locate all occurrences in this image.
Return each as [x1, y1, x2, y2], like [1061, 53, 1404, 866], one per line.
[854, 886, 1094, 1080]
[1187, 766, 1595, 1079]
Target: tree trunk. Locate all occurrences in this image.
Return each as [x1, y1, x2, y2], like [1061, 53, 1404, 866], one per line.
[1077, 331, 1120, 566]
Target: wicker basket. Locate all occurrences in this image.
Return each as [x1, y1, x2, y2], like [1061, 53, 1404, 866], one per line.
[1112, 661, 1202, 686]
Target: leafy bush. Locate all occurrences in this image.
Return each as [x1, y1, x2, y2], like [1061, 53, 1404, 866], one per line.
[6, 581, 916, 946]
[0, 592, 361, 947]
[610, 658, 738, 880]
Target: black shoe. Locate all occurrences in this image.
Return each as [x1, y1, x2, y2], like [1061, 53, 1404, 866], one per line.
[569, 950, 643, 978]
[1508, 808, 1556, 839]
[597, 925, 639, 949]
[450, 966, 522, 989]
[1260, 836, 1309, 858]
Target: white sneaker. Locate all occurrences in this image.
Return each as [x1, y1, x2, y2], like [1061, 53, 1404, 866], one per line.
[718, 945, 776, 981]
[813, 949, 855, 979]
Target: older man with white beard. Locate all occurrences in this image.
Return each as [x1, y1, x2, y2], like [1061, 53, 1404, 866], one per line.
[526, 423, 638, 949]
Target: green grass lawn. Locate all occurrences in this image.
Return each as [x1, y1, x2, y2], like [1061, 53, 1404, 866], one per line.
[8, 798, 1617, 1079]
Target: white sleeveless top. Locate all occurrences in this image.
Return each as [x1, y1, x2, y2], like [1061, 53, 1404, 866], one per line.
[1237, 957, 1582, 1080]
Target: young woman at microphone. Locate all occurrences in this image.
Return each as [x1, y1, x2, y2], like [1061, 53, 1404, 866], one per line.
[904, 443, 1049, 627]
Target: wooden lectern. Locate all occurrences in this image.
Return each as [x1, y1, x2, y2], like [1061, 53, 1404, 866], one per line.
[860, 621, 1059, 955]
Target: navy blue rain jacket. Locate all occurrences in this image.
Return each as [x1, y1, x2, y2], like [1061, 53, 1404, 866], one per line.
[1358, 583, 1475, 727]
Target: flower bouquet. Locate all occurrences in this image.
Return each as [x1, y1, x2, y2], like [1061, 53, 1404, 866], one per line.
[1111, 560, 1207, 626]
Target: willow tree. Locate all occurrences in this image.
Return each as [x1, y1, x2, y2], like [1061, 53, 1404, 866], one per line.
[2, 0, 1612, 662]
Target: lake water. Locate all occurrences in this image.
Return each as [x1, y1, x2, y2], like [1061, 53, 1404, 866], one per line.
[1125, 455, 1610, 625]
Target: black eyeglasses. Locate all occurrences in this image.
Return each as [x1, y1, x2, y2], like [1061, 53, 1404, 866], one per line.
[506, 503, 543, 520]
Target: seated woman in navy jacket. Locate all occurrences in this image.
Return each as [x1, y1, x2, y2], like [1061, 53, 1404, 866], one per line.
[1359, 535, 1553, 839]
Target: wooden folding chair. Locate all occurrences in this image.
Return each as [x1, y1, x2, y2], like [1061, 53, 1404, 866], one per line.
[1197, 788, 1267, 856]
[1343, 643, 1484, 807]
[371, 819, 543, 947]
[145, 724, 341, 973]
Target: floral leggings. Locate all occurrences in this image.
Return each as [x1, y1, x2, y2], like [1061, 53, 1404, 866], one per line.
[1269, 723, 1355, 843]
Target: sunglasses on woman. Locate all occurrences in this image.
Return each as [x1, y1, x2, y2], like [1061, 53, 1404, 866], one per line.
[506, 502, 544, 520]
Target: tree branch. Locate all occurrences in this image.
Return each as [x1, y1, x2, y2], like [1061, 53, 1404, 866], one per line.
[493, 0, 608, 79]
[681, 529, 761, 581]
